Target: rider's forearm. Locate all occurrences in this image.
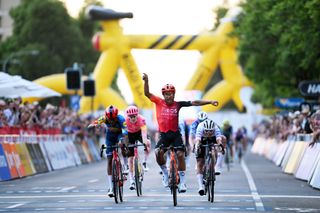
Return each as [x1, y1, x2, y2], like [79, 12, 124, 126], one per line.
[143, 80, 151, 98]
[191, 100, 215, 106]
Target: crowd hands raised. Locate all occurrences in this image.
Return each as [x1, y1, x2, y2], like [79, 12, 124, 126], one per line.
[0, 97, 92, 137]
[252, 108, 320, 147]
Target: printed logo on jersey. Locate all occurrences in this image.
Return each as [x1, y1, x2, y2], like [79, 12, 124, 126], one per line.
[160, 108, 178, 116]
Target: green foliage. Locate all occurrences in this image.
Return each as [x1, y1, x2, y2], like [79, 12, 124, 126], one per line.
[235, 0, 320, 107]
[0, 0, 99, 79]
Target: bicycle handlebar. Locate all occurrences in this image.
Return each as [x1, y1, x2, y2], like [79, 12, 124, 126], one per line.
[159, 144, 185, 151]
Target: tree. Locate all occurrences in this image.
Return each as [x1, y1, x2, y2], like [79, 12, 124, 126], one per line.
[1, 0, 88, 80]
[234, 0, 320, 107]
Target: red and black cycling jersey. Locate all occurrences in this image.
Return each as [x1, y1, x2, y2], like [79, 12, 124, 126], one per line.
[150, 94, 192, 133]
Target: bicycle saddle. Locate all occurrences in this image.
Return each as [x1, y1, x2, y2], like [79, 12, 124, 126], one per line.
[86, 6, 133, 21]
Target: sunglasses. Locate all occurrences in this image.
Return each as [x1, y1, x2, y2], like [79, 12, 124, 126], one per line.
[204, 129, 214, 134]
[128, 115, 137, 118]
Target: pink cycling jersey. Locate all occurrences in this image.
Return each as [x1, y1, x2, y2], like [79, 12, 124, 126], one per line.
[125, 114, 146, 133]
[150, 94, 192, 133]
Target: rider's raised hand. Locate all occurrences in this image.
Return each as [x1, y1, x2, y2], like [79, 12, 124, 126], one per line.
[211, 100, 219, 106]
[142, 73, 148, 81]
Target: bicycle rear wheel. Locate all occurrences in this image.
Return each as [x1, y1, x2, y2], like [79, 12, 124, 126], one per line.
[170, 161, 177, 206]
[134, 158, 141, 196]
[112, 160, 119, 203]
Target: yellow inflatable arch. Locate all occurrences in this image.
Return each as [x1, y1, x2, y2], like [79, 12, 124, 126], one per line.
[26, 7, 252, 113]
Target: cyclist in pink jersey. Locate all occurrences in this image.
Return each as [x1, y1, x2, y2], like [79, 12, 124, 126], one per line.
[125, 105, 151, 190]
[142, 73, 218, 193]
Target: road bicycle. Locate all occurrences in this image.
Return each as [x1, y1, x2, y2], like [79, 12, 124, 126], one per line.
[236, 140, 244, 163]
[127, 140, 146, 196]
[201, 143, 224, 203]
[224, 142, 231, 172]
[100, 144, 126, 204]
[160, 144, 184, 206]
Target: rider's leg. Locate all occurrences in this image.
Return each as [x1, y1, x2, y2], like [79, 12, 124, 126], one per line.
[215, 152, 224, 175]
[143, 139, 151, 171]
[106, 138, 114, 197]
[128, 156, 135, 189]
[156, 149, 169, 187]
[196, 158, 205, 195]
[177, 150, 187, 192]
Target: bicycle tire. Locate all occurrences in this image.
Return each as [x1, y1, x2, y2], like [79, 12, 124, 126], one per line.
[138, 163, 143, 195]
[225, 146, 230, 171]
[118, 161, 124, 202]
[134, 158, 140, 196]
[209, 159, 215, 203]
[203, 164, 208, 195]
[206, 158, 211, 202]
[112, 160, 119, 203]
[171, 160, 177, 206]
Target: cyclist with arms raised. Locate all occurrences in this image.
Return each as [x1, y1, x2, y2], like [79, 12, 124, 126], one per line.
[124, 105, 151, 190]
[88, 105, 128, 198]
[194, 119, 224, 196]
[142, 73, 218, 193]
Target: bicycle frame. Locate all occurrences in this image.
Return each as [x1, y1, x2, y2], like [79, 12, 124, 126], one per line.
[127, 140, 145, 196]
[102, 144, 125, 204]
[202, 143, 222, 203]
[160, 145, 182, 206]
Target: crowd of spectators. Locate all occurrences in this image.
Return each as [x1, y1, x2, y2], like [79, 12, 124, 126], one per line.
[253, 107, 320, 146]
[0, 97, 92, 137]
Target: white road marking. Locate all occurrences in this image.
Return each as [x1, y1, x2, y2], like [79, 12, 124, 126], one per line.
[88, 179, 98, 183]
[6, 203, 26, 208]
[56, 186, 76, 192]
[1, 193, 319, 199]
[241, 160, 265, 211]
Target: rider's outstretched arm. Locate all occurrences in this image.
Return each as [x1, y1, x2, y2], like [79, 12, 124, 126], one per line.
[191, 100, 219, 107]
[142, 73, 154, 99]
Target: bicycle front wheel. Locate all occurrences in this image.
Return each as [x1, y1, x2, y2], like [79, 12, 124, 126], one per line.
[118, 161, 124, 202]
[134, 158, 141, 196]
[112, 160, 119, 203]
[208, 158, 215, 203]
[171, 160, 177, 206]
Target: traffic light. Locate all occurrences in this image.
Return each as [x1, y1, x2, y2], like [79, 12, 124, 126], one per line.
[65, 68, 81, 90]
[83, 79, 95, 96]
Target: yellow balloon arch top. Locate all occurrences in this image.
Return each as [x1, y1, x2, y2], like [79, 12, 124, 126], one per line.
[27, 6, 252, 113]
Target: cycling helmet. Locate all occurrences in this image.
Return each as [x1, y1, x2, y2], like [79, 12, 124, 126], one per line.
[126, 105, 139, 116]
[222, 119, 230, 126]
[105, 105, 118, 119]
[197, 111, 208, 121]
[203, 119, 215, 131]
[161, 84, 175, 94]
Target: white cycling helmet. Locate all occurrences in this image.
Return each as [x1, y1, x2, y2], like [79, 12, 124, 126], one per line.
[203, 119, 215, 131]
[197, 111, 208, 122]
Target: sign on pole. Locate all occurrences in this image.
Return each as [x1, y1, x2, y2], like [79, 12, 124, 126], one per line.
[299, 81, 320, 97]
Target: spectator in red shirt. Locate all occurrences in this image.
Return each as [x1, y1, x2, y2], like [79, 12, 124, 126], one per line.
[142, 73, 218, 193]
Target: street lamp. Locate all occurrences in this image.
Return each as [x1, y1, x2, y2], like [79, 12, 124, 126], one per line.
[2, 50, 40, 73]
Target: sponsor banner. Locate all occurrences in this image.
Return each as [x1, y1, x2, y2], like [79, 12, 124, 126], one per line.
[81, 140, 93, 163]
[295, 143, 320, 181]
[2, 142, 19, 179]
[299, 81, 320, 97]
[9, 141, 26, 178]
[87, 138, 101, 162]
[0, 143, 11, 181]
[274, 98, 304, 109]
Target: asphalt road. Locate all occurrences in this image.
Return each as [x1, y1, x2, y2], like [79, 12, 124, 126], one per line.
[0, 149, 319, 213]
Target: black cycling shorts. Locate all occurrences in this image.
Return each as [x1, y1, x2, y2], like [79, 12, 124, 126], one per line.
[155, 130, 185, 151]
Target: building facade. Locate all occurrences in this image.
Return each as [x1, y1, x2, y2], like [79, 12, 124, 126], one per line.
[0, 0, 21, 41]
